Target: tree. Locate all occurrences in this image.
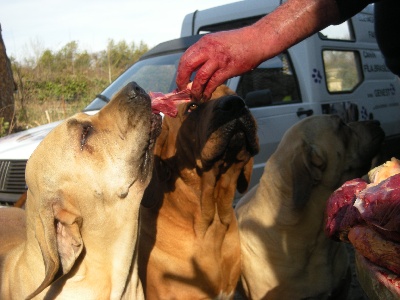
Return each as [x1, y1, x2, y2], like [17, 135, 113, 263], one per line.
[55, 41, 79, 74]
[0, 24, 15, 135]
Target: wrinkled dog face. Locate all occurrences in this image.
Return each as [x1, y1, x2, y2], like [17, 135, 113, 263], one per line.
[163, 95, 259, 172]
[26, 81, 162, 205]
[274, 115, 384, 210]
[323, 116, 384, 183]
[285, 115, 384, 189]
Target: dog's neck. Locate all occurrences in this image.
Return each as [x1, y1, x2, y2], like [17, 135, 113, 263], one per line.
[152, 156, 239, 237]
[253, 156, 331, 228]
[20, 196, 142, 299]
[195, 167, 237, 236]
[65, 203, 142, 299]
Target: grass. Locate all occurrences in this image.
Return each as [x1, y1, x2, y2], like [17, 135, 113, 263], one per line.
[14, 100, 88, 131]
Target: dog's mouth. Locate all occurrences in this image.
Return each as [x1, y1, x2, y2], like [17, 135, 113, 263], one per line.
[140, 113, 162, 179]
[201, 113, 259, 167]
[225, 115, 259, 155]
[149, 113, 162, 150]
[342, 120, 385, 180]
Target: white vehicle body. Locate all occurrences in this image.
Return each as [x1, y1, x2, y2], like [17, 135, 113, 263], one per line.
[181, 1, 400, 187]
[0, 2, 399, 203]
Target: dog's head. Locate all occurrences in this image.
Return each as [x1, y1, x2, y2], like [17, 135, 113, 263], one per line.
[154, 86, 259, 195]
[24, 82, 161, 297]
[275, 115, 384, 209]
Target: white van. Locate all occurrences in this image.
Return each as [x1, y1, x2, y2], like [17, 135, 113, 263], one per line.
[181, 1, 400, 180]
[0, 2, 398, 204]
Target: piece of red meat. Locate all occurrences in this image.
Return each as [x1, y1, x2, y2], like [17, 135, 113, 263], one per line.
[355, 252, 400, 298]
[354, 173, 400, 242]
[349, 226, 400, 275]
[325, 173, 400, 243]
[325, 178, 368, 241]
[150, 88, 192, 117]
[325, 158, 400, 286]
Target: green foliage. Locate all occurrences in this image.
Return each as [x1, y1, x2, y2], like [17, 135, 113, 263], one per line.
[10, 39, 149, 131]
[0, 117, 9, 137]
[25, 76, 94, 103]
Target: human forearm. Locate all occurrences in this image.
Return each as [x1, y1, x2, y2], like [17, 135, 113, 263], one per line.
[250, 0, 341, 61]
[176, 0, 375, 100]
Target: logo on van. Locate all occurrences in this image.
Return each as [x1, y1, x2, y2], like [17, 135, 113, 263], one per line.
[361, 106, 369, 120]
[312, 69, 322, 83]
[374, 84, 396, 97]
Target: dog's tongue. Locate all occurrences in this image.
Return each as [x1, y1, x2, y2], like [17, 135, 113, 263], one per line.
[150, 85, 192, 117]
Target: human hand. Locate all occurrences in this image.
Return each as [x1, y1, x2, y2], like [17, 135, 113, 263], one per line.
[176, 0, 343, 101]
[176, 27, 264, 100]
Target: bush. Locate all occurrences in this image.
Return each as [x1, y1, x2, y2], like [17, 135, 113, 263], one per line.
[0, 117, 9, 137]
[9, 39, 148, 132]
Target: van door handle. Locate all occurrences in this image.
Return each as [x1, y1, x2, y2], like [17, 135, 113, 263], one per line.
[297, 108, 314, 117]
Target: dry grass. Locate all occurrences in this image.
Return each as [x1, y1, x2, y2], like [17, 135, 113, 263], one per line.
[14, 98, 87, 131]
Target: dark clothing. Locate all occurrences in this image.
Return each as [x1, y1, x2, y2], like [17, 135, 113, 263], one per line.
[335, 0, 399, 76]
[334, 0, 376, 23]
[375, 0, 400, 76]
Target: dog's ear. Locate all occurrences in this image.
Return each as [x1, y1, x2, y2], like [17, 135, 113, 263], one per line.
[27, 206, 60, 299]
[210, 85, 236, 99]
[53, 204, 83, 275]
[292, 142, 326, 209]
[28, 200, 83, 299]
[237, 158, 254, 194]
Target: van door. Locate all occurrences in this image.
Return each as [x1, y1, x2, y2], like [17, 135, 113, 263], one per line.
[229, 52, 316, 187]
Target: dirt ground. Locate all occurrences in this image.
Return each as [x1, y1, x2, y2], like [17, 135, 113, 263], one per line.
[234, 244, 368, 300]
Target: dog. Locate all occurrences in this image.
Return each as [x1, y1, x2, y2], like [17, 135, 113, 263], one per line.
[235, 115, 384, 299]
[0, 82, 161, 300]
[13, 190, 27, 208]
[138, 86, 259, 299]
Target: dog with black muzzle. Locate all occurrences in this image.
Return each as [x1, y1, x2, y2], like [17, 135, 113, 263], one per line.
[138, 85, 259, 299]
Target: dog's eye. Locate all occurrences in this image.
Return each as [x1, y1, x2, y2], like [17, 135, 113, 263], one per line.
[187, 103, 198, 113]
[81, 125, 93, 150]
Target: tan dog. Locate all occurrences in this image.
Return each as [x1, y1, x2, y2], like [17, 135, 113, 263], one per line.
[0, 82, 161, 300]
[235, 115, 384, 299]
[138, 86, 259, 299]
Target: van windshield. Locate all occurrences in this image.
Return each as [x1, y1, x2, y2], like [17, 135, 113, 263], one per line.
[83, 52, 183, 112]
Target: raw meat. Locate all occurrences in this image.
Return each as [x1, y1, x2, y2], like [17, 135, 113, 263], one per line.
[354, 173, 400, 242]
[325, 158, 400, 242]
[325, 178, 367, 241]
[325, 157, 400, 279]
[150, 88, 192, 117]
[368, 158, 400, 185]
[349, 226, 400, 275]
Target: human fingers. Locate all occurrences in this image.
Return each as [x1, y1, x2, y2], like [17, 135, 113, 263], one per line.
[176, 44, 209, 91]
[189, 59, 220, 100]
[201, 70, 230, 101]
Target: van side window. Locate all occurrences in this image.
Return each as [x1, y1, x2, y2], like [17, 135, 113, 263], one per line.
[322, 50, 363, 93]
[236, 53, 301, 108]
[318, 21, 355, 41]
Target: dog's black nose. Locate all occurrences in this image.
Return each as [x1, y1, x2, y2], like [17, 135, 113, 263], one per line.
[216, 95, 246, 112]
[127, 82, 146, 99]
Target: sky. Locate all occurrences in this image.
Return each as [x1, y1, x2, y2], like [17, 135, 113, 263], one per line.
[0, 0, 237, 61]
